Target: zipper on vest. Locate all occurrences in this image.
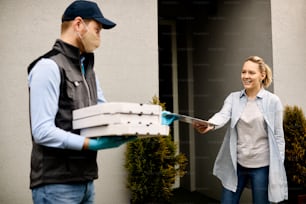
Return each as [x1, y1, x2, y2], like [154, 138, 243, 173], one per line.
[80, 57, 92, 106]
[82, 75, 92, 106]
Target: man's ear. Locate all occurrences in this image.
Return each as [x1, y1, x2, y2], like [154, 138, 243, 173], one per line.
[73, 17, 84, 32]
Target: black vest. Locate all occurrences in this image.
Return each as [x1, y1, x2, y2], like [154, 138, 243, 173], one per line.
[28, 40, 98, 188]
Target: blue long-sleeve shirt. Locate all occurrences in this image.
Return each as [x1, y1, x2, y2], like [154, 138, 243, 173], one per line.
[28, 58, 106, 150]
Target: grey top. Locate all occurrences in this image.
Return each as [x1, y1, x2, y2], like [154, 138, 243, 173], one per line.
[237, 98, 269, 168]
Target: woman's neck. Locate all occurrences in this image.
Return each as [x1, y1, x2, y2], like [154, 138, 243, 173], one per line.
[245, 87, 262, 99]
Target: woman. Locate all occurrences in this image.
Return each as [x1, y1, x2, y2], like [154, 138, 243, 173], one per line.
[194, 56, 288, 203]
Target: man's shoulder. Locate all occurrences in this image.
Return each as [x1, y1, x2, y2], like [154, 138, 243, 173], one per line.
[28, 58, 60, 81]
[27, 49, 60, 74]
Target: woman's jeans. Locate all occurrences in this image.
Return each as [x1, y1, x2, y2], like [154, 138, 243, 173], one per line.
[32, 181, 94, 204]
[221, 164, 270, 204]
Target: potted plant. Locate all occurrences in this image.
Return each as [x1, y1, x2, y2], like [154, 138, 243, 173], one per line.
[283, 105, 306, 203]
[125, 96, 187, 204]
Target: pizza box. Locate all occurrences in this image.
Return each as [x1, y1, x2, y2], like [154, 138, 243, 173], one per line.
[73, 102, 162, 120]
[80, 124, 169, 138]
[73, 113, 160, 130]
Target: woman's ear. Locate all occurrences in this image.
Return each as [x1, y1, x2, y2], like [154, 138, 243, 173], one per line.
[261, 71, 266, 80]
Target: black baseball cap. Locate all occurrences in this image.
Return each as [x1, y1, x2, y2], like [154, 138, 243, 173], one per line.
[62, 0, 116, 29]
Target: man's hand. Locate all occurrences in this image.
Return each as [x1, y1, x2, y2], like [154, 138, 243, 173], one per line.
[161, 111, 180, 125]
[83, 136, 137, 151]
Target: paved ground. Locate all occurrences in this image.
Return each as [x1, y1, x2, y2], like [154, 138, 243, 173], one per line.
[170, 188, 219, 204]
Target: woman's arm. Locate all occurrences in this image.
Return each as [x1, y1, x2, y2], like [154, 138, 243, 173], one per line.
[194, 93, 233, 134]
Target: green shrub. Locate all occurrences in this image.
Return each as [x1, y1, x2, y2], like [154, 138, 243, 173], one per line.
[125, 96, 188, 204]
[283, 105, 306, 187]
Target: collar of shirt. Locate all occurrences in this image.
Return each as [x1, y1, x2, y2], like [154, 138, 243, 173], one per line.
[80, 56, 86, 75]
[240, 88, 265, 99]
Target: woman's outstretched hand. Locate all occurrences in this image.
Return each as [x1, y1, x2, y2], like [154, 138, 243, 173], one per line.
[193, 121, 215, 134]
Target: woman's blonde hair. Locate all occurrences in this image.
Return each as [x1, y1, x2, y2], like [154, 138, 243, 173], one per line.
[245, 56, 272, 88]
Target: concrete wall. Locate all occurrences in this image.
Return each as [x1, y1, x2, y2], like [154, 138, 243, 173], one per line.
[271, 0, 306, 112]
[0, 0, 158, 203]
[192, 0, 273, 202]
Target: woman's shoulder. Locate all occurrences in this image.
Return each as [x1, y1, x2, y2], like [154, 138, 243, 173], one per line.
[227, 90, 244, 98]
[262, 89, 280, 100]
[261, 89, 282, 107]
[223, 90, 244, 103]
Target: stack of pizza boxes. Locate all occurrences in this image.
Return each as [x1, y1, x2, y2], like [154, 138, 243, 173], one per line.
[72, 102, 169, 138]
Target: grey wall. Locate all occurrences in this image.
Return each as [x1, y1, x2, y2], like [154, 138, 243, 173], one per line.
[271, 0, 306, 112]
[192, 0, 273, 201]
[0, 0, 158, 203]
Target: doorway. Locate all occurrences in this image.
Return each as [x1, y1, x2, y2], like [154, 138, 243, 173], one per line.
[158, 17, 197, 190]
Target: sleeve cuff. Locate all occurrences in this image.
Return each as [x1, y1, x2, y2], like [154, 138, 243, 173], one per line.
[65, 133, 86, 151]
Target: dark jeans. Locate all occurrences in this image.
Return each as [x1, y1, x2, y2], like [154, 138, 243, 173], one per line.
[221, 164, 270, 204]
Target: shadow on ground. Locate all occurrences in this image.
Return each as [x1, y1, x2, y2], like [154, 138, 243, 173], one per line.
[170, 188, 219, 204]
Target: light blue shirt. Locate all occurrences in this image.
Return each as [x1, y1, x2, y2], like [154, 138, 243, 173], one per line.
[208, 89, 288, 202]
[28, 58, 106, 150]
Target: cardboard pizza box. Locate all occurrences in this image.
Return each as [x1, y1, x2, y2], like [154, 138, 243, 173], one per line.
[80, 124, 169, 138]
[73, 113, 160, 129]
[73, 102, 162, 120]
